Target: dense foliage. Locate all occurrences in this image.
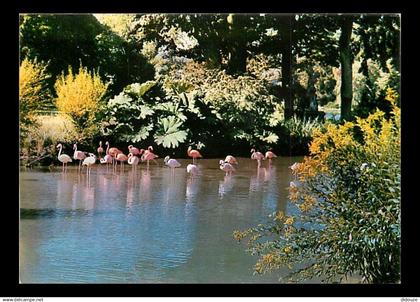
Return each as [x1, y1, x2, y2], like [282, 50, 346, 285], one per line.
[102, 61, 291, 156]
[19, 13, 400, 159]
[234, 89, 400, 283]
[19, 14, 154, 97]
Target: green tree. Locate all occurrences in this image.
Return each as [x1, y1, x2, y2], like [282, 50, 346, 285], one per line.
[339, 16, 354, 121]
[19, 14, 154, 98]
[353, 15, 400, 117]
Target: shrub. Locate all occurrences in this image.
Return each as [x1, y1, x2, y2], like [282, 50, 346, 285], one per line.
[277, 116, 324, 156]
[234, 88, 400, 283]
[102, 80, 226, 155]
[19, 57, 51, 134]
[21, 114, 78, 162]
[55, 65, 108, 142]
[353, 59, 400, 118]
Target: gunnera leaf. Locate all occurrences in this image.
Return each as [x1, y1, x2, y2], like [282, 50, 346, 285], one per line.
[154, 116, 188, 148]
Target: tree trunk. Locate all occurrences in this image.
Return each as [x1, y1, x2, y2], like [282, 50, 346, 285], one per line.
[226, 14, 247, 75]
[280, 15, 294, 119]
[339, 16, 353, 121]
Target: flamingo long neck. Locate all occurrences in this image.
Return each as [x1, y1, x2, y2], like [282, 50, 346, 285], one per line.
[187, 147, 191, 156]
[106, 143, 110, 155]
[58, 145, 62, 157]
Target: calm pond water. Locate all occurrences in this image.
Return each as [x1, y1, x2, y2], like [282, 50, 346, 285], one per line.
[19, 156, 302, 283]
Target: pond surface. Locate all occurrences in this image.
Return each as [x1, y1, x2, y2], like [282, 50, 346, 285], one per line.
[19, 156, 301, 283]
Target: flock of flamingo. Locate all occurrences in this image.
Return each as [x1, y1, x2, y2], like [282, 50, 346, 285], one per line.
[56, 141, 278, 176]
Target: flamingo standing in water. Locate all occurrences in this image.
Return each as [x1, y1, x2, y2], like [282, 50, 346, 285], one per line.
[250, 148, 265, 168]
[187, 146, 202, 164]
[97, 141, 104, 159]
[108, 143, 122, 171]
[100, 141, 113, 170]
[128, 153, 139, 172]
[224, 155, 238, 165]
[56, 143, 72, 172]
[164, 156, 181, 176]
[265, 150, 277, 165]
[128, 145, 141, 156]
[73, 143, 87, 172]
[186, 164, 199, 176]
[141, 146, 158, 167]
[219, 160, 235, 176]
[116, 152, 128, 170]
[82, 153, 96, 177]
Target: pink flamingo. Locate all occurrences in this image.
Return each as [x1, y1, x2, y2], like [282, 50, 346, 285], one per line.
[128, 153, 139, 172]
[73, 143, 87, 172]
[219, 160, 235, 176]
[116, 152, 128, 170]
[108, 144, 122, 171]
[224, 155, 238, 165]
[97, 141, 104, 159]
[128, 145, 141, 156]
[141, 146, 158, 167]
[164, 155, 181, 176]
[100, 141, 113, 170]
[56, 143, 72, 172]
[186, 163, 199, 176]
[187, 146, 202, 164]
[265, 150, 277, 165]
[82, 153, 96, 177]
[250, 148, 265, 168]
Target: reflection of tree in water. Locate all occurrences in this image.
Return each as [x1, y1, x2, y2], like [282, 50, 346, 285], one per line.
[261, 165, 279, 214]
[248, 164, 287, 215]
[28, 166, 199, 283]
[56, 172, 74, 209]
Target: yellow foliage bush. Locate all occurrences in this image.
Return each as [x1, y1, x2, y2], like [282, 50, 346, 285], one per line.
[298, 87, 400, 187]
[235, 88, 401, 283]
[19, 58, 50, 128]
[55, 65, 108, 140]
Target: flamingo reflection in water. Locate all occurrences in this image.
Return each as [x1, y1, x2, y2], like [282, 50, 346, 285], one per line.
[249, 166, 265, 193]
[139, 169, 151, 203]
[218, 174, 235, 199]
[186, 176, 200, 202]
[126, 169, 138, 213]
